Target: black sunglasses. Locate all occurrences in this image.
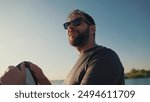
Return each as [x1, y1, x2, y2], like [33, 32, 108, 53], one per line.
[63, 17, 90, 30]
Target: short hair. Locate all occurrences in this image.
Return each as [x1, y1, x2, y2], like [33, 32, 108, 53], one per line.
[68, 9, 95, 25]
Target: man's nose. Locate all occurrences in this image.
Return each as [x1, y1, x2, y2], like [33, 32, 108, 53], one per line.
[68, 23, 75, 30]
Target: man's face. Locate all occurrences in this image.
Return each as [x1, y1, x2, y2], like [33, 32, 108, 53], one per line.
[65, 14, 90, 47]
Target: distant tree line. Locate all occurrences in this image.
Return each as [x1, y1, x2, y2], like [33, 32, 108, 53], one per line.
[125, 69, 150, 79]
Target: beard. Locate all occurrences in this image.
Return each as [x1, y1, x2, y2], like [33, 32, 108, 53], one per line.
[69, 26, 90, 47]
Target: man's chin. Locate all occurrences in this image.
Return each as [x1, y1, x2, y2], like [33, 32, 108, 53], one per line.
[69, 40, 77, 47]
[69, 41, 81, 47]
[69, 41, 76, 47]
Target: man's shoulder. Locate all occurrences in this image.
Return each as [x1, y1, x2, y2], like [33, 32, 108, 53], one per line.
[94, 45, 116, 54]
[90, 45, 118, 59]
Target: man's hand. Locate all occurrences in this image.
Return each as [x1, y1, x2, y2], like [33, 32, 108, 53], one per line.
[27, 62, 51, 85]
[0, 63, 26, 85]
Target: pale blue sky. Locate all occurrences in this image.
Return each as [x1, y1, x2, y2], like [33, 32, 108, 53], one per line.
[0, 0, 150, 80]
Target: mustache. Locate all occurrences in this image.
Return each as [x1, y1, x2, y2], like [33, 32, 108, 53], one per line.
[68, 29, 79, 36]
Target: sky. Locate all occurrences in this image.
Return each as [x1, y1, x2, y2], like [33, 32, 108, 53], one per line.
[0, 0, 150, 80]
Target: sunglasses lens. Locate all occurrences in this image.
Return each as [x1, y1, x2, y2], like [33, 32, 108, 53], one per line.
[63, 18, 82, 30]
[72, 18, 81, 26]
[63, 22, 70, 30]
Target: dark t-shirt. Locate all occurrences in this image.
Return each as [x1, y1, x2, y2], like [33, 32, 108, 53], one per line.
[63, 45, 125, 85]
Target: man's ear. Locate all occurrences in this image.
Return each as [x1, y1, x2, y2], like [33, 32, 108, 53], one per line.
[90, 25, 96, 35]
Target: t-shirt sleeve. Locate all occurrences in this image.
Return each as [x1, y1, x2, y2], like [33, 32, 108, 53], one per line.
[80, 49, 124, 85]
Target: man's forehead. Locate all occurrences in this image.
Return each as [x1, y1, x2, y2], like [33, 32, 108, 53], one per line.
[67, 14, 84, 21]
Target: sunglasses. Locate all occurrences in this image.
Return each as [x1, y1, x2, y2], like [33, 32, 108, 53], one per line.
[63, 17, 90, 30]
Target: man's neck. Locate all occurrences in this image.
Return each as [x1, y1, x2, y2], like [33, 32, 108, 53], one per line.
[76, 41, 97, 54]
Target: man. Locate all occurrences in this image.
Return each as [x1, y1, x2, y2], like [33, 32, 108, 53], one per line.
[0, 9, 124, 85]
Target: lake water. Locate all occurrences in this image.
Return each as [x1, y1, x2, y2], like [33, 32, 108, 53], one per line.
[125, 77, 150, 85]
[51, 77, 150, 85]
